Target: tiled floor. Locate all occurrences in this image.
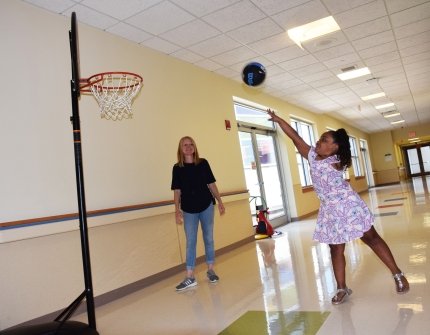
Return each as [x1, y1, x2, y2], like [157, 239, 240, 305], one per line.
[73, 177, 430, 334]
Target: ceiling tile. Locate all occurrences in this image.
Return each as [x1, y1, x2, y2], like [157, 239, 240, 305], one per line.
[364, 50, 400, 66]
[264, 45, 308, 63]
[250, 0, 311, 15]
[202, 0, 266, 33]
[399, 41, 430, 57]
[226, 17, 284, 44]
[271, 0, 329, 30]
[310, 76, 342, 88]
[343, 16, 391, 41]
[290, 62, 328, 77]
[194, 59, 224, 71]
[385, 0, 429, 14]
[315, 81, 347, 93]
[188, 35, 241, 58]
[211, 46, 259, 66]
[334, 0, 387, 29]
[159, 20, 220, 47]
[140, 37, 181, 54]
[358, 41, 397, 59]
[278, 54, 319, 71]
[300, 70, 334, 84]
[171, 0, 240, 16]
[397, 31, 430, 50]
[23, 0, 75, 12]
[62, 4, 118, 29]
[323, 52, 361, 69]
[351, 30, 395, 51]
[170, 49, 205, 63]
[322, 0, 375, 14]
[81, 0, 163, 20]
[394, 17, 430, 40]
[313, 43, 355, 62]
[125, 1, 194, 35]
[106, 22, 152, 43]
[248, 33, 295, 54]
[390, 1, 430, 28]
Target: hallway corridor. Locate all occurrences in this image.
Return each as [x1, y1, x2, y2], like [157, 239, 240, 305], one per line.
[73, 177, 430, 334]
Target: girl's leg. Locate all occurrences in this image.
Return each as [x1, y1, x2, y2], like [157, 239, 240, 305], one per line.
[329, 243, 347, 288]
[360, 226, 400, 274]
[360, 226, 409, 293]
[329, 243, 352, 304]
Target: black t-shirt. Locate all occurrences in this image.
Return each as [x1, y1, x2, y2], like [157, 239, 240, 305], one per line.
[171, 158, 216, 213]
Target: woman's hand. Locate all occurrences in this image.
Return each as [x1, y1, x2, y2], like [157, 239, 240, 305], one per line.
[175, 210, 183, 225]
[218, 203, 225, 216]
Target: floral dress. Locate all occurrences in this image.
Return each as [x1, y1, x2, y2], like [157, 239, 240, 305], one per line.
[308, 147, 373, 244]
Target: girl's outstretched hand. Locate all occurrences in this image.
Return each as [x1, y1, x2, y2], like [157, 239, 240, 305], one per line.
[267, 109, 280, 123]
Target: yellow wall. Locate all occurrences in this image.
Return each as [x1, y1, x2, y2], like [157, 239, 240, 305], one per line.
[369, 122, 430, 185]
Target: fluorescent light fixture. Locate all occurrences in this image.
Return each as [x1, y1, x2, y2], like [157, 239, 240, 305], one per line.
[391, 120, 405, 125]
[287, 16, 340, 49]
[337, 67, 371, 80]
[375, 102, 395, 109]
[361, 92, 386, 101]
[408, 137, 420, 141]
[383, 112, 400, 118]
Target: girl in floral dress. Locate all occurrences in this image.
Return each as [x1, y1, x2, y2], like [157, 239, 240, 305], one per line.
[267, 109, 409, 304]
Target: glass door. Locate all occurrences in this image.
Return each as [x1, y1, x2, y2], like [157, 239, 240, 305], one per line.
[404, 144, 430, 177]
[238, 128, 287, 226]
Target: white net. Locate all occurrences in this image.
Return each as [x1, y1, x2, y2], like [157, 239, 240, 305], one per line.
[89, 73, 143, 121]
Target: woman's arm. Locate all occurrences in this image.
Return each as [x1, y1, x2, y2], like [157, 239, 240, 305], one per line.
[267, 109, 311, 158]
[173, 189, 183, 224]
[208, 183, 225, 215]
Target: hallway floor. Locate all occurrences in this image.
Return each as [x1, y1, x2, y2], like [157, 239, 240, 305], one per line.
[74, 177, 430, 334]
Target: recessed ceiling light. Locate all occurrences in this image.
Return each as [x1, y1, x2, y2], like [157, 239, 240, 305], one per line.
[287, 16, 340, 49]
[383, 112, 400, 118]
[361, 92, 386, 101]
[391, 120, 405, 125]
[376, 102, 395, 109]
[337, 67, 371, 80]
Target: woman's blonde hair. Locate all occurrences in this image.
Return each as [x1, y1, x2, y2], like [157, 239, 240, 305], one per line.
[176, 136, 201, 167]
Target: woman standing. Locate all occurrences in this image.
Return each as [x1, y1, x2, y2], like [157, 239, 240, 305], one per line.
[171, 136, 225, 291]
[267, 109, 409, 304]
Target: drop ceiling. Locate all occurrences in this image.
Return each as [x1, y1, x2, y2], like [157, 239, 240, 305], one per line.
[22, 0, 430, 133]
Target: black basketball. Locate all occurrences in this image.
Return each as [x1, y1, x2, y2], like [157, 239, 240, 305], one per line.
[242, 62, 266, 86]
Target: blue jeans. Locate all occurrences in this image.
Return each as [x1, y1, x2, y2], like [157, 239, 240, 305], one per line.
[183, 204, 215, 271]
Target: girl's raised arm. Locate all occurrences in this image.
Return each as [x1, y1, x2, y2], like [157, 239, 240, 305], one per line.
[267, 109, 311, 158]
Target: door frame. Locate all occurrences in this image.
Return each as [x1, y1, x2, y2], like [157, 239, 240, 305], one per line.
[402, 142, 430, 178]
[238, 121, 289, 227]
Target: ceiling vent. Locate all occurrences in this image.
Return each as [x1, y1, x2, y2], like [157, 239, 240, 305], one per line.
[341, 65, 356, 72]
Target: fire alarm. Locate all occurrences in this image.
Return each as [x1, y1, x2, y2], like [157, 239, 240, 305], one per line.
[225, 120, 231, 130]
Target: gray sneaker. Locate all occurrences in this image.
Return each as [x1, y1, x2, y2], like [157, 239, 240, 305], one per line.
[207, 270, 219, 283]
[176, 277, 197, 291]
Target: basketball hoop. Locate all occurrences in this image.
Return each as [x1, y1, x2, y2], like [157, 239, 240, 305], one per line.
[80, 71, 143, 121]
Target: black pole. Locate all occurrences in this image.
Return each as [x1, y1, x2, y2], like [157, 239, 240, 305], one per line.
[70, 78, 97, 330]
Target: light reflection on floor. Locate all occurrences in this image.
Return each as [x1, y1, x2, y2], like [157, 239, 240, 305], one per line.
[72, 179, 430, 334]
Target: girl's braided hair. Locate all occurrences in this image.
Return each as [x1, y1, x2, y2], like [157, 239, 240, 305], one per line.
[328, 128, 351, 168]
